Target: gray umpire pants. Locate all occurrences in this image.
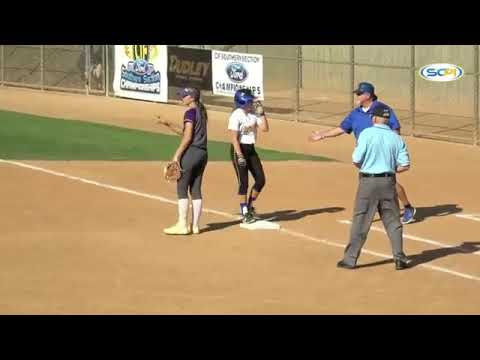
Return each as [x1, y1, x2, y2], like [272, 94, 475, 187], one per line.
[343, 175, 406, 266]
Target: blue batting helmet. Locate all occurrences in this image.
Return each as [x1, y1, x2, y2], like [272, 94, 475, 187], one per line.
[234, 89, 255, 109]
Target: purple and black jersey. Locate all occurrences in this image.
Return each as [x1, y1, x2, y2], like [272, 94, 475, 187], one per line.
[184, 107, 207, 150]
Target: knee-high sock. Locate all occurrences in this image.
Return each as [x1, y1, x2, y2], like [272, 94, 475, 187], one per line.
[192, 199, 203, 228]
[178, 198, 189, 225]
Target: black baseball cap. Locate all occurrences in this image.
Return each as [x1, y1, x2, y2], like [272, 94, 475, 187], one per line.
[353, 82, 375, 96]
[372, 104, 391, 119]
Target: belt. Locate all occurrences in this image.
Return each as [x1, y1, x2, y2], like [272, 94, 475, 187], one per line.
[360, 172, 395, 178]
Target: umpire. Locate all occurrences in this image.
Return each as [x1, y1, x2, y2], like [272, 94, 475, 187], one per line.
[337, 104, 411, 270]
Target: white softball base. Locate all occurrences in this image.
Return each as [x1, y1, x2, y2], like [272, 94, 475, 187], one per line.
[240, 220, 281, 230]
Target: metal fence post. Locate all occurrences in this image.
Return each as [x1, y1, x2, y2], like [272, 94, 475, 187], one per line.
[1, 45, 4, 86]
[105, 45, 109, 97]
[474, 45, 479, 146]
[410, 45, 416, 137]
[102, 44, 106, 94]
[295, 45, 302, 122]
[85, 45, 90, 95]
[40, 45, 44, 90]
[350, 45, 355, 109]
[299, 45, 303, 89]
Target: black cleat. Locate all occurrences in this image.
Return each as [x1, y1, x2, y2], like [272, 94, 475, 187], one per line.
[395, 258, 410, 270]
[337, 260, 356, 270]
[242, 211, 256, 224]
[250, 207, 261, 220]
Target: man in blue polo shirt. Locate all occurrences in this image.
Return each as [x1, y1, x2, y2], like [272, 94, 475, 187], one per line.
[337, 104, 411, 270]
[309, 82, 416, 224]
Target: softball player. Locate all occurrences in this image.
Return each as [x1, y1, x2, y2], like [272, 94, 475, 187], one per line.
[163, 87, 208, 235]
[309, 82, 416, 224]
[228, 89, 269, 224]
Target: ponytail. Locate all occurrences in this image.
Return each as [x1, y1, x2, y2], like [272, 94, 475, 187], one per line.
[195, 100, 208, 124]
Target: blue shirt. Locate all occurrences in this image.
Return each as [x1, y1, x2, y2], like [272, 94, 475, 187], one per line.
[352, 124, 410, 174]
[340, 101, 401, 139]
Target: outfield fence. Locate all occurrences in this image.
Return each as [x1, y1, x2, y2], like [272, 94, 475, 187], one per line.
[1, 45, 478, 146]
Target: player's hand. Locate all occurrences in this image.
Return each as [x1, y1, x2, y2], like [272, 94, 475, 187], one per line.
[253, 101, 265, 117]
[237, 154, 247, 167]
[156, 116, 171, 127]
[309, 130, 326, 142]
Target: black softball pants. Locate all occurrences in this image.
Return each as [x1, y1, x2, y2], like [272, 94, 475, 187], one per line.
[230, 144, 266, 196]
[177, 146, 208, 200]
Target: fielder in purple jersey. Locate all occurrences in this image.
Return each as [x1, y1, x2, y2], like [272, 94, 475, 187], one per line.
[162, 87, 209, 235]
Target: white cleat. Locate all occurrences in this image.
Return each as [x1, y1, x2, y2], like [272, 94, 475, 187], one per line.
[164, 222, 191, 235]
[191, 225, 200, 235]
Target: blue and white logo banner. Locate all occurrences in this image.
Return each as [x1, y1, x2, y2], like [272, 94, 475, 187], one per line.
[212, 50, 264, 100]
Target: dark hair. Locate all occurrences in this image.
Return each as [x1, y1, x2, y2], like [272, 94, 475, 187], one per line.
[371, 94, 378, 101]
[195, 100, 208, 124]
[185, 87, 206, 124]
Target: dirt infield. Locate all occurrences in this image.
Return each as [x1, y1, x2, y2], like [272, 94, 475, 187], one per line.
[1, 87, 480, 314]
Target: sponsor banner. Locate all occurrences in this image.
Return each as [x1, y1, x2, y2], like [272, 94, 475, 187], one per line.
[113, 45, 168, 102]
[212, 50, 264, 100]
[167, 47, 212, 90]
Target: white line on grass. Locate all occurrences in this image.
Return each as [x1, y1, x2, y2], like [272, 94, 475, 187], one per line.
[2, 158, 480, 283]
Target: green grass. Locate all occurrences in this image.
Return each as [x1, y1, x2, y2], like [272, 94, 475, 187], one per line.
[0, 109, 334, 162]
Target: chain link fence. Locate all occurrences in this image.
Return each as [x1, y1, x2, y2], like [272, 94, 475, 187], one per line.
[1, 45, 106, 94]
[1, 45, 479, 146]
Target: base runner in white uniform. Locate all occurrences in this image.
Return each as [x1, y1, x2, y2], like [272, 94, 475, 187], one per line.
[228, 89, 270, 224]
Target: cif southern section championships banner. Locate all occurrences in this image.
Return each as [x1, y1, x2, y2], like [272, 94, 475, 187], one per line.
[113, 45, 168, 102]
[212, 50, 264, 100]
